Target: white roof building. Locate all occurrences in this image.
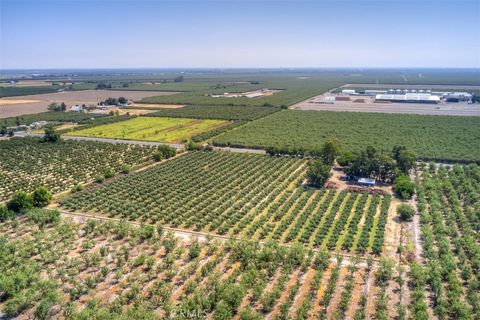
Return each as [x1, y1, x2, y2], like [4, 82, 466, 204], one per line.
[375, 93, 440, 104]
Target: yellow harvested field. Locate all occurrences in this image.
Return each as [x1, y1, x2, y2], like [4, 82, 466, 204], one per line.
[0, 80, 52, 87]
[65, 116, 230, 143]
[130, 103, 185, 109]
[0, 99, 40, 105]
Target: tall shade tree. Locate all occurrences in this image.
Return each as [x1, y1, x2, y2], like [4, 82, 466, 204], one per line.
[306, 160, 332, 187]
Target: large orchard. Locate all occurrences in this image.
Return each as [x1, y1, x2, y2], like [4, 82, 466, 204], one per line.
[412, 163, 480, 319]
[0, 213, 408, 319]
[60, 151, 392, 255]
[0, 137, 157, 202]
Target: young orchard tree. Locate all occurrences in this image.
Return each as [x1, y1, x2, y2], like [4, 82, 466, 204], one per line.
[397, 203, 415, 221]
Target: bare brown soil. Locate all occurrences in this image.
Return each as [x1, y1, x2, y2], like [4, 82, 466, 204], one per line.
[0, 90, 178, 118]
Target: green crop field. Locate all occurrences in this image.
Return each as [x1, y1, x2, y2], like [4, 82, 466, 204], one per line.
[143, 105, 280, 120]
[213, 110, 480, 162]
[65, 116, 230, 143]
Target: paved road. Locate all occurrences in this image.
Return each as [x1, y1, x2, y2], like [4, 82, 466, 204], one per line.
[14, 131, 267, 154]
[15, 132, 185, 149]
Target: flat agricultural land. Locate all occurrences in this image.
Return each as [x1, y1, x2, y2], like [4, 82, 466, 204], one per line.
[0, 214, 404, 320]
[60, 152, 393, 255]
[0, 90, 178, 118]
[65, 116, 230, 143]
[292, 93, 480, 116]
[213, 110, 480, 162]
[0, 137, 157, 202]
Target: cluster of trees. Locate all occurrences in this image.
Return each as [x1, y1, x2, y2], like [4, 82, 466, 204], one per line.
[48, 102, 67, 112]
[0, 127, 14, 136]
[96, 83, 112, 89]
[339, 145, 415, 182]
[153, 145, 177, 161]
[42, 127, 61, 143]
[2, 186, 52, 218]
[100, 97, 127, 106]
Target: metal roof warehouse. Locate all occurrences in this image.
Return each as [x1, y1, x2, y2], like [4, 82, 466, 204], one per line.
[375, 93, 441, 104]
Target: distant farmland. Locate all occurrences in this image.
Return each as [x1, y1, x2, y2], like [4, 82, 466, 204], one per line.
[66, 116, 230, 143]
[213, 110, 480, 162]
[0, 90, 178, 118]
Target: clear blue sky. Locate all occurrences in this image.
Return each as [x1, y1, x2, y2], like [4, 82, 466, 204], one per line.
[1, 0, 479, 69]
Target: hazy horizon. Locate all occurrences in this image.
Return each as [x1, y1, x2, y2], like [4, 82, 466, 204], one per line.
[1, 0, 479, 69]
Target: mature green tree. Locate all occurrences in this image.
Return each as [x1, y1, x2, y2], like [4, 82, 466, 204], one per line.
[336, 151, 357, 167]
[375, 257, 395, 286]
[6, 191, 33, 213]
[153, 151, 164, 162]
[158, 145, 177, 158]
[306, 160, 332, 187]
[32, 186, 52, 207]
[320, 140, 341, 165]
[392, 146, 416, 173]
[43, 127, 61, 143]
[118, 97, 127, 104]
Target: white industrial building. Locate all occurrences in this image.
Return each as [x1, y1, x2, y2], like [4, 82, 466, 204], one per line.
[375, 93, 441, 104]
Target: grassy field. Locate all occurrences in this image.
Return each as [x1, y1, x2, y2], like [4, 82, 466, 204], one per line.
[65, 116, 230, 143]
[213, 110, 480, 162]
